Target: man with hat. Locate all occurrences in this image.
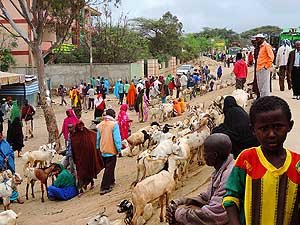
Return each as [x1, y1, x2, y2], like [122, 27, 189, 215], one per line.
[253, 33, 274, 97]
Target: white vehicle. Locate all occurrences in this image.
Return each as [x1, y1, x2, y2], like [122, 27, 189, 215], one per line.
[176, 64, 193, 75]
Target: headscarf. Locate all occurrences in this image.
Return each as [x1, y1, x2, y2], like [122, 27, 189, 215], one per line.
[166, 74, 172, 85]
[223, 96, 239, 115]
[114, 80, 120, 98]
[173, 100, 182, 115]
[53, 163, 76, 187]
[127, 83, 136, 107]
[10, 101, 20, 123]
[62, 109, 79, 140]
[213, 96, 259, 158]
[178, 98, 185, 112]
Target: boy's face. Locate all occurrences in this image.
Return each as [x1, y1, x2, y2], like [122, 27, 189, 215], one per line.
[203, 147, 217, 167]
[252, 109, 293, 152]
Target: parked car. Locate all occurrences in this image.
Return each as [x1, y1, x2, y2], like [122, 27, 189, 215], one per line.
[176, 64, 194, 75]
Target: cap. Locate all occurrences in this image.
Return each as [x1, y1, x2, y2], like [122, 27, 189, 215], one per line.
[253, 33, 265, 39]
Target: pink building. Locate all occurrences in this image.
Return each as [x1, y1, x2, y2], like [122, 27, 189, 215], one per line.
[0, 1, 99, 66]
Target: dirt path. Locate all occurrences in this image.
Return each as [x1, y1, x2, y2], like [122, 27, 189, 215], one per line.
[6, 62, 237, 225]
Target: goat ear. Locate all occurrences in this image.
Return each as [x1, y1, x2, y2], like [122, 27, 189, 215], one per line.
[172, 136, 177, 143]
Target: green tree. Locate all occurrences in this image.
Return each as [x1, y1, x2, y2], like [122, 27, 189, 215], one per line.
[195, 27, 240, 46]
[0, 0, 119, 142]
[133, 11, 183, 62]
[240, 26, 282, 39]
[0, 48, 15, 72]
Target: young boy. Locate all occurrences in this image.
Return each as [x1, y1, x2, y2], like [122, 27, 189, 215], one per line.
[223, 96, 300, 225]
[233, 52, 248, 90]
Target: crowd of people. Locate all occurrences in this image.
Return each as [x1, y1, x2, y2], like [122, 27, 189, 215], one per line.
[2, 32, 300, 225]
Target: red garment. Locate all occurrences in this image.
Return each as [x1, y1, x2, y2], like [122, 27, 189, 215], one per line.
[169, 80, 175, 90]
[233, 59, 248, 79]
[118, 104, 131, 140]
[21, 105, 35, 121]
[71, 121, 103, 187]
[145, 80, 151, 89]
[248, 52, 254, 64]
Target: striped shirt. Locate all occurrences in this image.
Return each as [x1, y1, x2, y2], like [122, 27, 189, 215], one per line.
[223, 147, 300, 225]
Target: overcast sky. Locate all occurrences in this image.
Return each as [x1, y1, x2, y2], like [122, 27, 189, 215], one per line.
[111, 0, 299, 33]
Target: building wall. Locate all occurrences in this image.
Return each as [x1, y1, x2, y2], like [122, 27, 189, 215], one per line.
[1, 0, 97, 66]
[9, 63, 144, 88]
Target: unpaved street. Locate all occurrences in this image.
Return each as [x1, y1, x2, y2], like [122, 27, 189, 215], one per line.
[4, 62, 280, 225]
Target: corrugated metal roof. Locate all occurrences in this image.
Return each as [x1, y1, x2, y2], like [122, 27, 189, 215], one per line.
[0, 72, 26, 85]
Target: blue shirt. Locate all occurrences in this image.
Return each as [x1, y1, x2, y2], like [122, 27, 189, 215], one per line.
[118, 83, 124, 94]
[96, 123, 122, 157]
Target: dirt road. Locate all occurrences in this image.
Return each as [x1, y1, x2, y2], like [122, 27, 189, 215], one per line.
[6, 62, 237, 225]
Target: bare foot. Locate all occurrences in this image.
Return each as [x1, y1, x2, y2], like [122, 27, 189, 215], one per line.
[90, 185, 95, 190]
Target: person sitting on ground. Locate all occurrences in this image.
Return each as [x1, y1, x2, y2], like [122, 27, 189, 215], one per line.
[212, 96, 259, 158]
[173, 100, 182, 117]
[178, 98, 185, 113]
[223, 96, 300, 225]
[48, 163, 78, 201]
[166, 133, 235, 225]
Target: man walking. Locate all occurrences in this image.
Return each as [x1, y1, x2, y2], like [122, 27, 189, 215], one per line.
[96, 109, 122, 195]
[254, 34, 274, 97]
[118, 80, 124, 105]
[276, 39, 292, 91]
[21, 99, 35, 140]
[287, 41, 300, 100]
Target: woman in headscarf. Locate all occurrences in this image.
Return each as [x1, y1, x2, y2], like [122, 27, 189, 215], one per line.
[118, 104, 132, 140]
[94, 93, 105, 119]
[47, 163, 78, 201]
[135, 88, 149, 123]
[114, 80, 120, 99]
[212, 96, 259, 158]
[71, 121, 103, 196]
[58, 109, 79, 147]
[7, 101, 24, 157]
[127, 82, 136, 110]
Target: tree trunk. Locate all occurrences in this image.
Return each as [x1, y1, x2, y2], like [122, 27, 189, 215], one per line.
[32, 45, 59, 144]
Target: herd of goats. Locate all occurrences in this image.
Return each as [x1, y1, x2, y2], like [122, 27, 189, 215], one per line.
[0, 79, 249, 225]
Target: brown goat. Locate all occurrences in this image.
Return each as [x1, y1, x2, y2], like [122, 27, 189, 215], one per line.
[24, 163, 57, 202]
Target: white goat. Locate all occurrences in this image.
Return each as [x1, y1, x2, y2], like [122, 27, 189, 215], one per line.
[22, 148, 56, 169]
[131, 155, 177, 225]
[0, 171, 22, 210]
[0, 210, 18, 225]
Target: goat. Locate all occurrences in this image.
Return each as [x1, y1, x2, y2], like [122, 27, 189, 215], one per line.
[0, 209, 18, 225]
[24, 163, 57, 202]
[22, 148, 56, 169]
[126, 130, 151, 156]
[0, 171, 22, 210]
[131, 155, 177, 225]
